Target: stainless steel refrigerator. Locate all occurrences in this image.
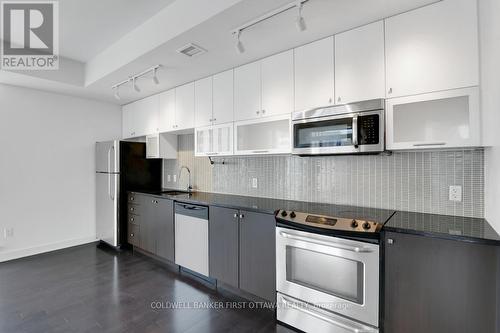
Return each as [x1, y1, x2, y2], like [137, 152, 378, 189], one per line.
[96, 140, 162, 248]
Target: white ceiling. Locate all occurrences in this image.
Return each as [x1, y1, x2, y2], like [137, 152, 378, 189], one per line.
[59, 0, 177, 62]
[0, 0, 439, 105]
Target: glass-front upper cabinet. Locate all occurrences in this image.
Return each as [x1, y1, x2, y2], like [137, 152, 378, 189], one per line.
[194, 123, 233, 157]
[386, 87, 480, 150]
[234, 114, 291, 155]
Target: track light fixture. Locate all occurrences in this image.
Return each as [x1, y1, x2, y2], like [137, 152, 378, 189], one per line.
[235, 30, 245, 54]
[296, 2, 306, 32]
[152, 67, 160, 85]
[230, 0, 309, 54]
[114, 86, 120, 100]
[133, 77, 140, 92]
[111, 64, 161, 99]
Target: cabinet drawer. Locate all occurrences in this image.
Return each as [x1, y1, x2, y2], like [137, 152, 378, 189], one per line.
[128, 213, 141, 225]
[128, 203, 141, 215]
[128, 193, 139, 203]
[128, 223, 140, 247]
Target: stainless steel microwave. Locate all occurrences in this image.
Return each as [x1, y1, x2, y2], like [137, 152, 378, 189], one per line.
[292, 99, 385, 155]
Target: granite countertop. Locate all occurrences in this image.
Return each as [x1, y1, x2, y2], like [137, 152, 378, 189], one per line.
[384, 211, 500, 245]
[131, 189, 500, 245]
[130, 189, 395, 225]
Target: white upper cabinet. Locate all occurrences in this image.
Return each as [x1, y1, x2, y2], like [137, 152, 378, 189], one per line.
[234, 60, 262, 121]
[195, 77, 213, 128]
[335, 21, 385, 104]
[175, 82, 195, 130]
[122, 95, 159, 138]
[194, 123, 233, 156]
[212, 69, 234, 125]
[386, 87, 480, 150]
[261, 50, 294, 117]
[294, 36, 335, 111]
[385, 0, 479, 98]
[158, 89, 176, 132]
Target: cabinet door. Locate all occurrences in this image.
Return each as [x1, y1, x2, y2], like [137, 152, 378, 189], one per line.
[261, 50, 294, 117]
[386, 87, 481, 150]
[234, 114, 291, 155]
[209, 206, 239, 288]
[239, 210, 276, 302]
[383, 231, 498, 333]
[213, 69, 234, 125]
[194, 125, 213, 156]
[159, 89, 176, 132]
[335, 21, 385, 104]
[122, 103, 136, 138]
[212, 123, 233, 156]
[294, 36, 335, 111]
[154, 198, 175, 262]
[195, 76, 213, 128]
[141, 197, 157, 254]
[175, 82, 195, 130]
[234, 60, 262, 121]
[385, 0, 479, 98]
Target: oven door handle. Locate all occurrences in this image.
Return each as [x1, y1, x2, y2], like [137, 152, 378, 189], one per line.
[278, 231, 374, 253]
[352, 114, 359, 148]
[280, 295, 377, 333]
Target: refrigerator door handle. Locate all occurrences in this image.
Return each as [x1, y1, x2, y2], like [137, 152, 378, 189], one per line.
[107, 146, 112, 173]
[109, 175, 115, 201]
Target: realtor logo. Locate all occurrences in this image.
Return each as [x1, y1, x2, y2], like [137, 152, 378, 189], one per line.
[1, 1, 59, 70]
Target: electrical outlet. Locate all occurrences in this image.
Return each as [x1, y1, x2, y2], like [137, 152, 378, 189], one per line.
[3, 228, 14, 239]
[252, 178, 258, 189]
[167, 174, 171, 182]
[449, 185, 462, 202]
[173, 175, 177, 182]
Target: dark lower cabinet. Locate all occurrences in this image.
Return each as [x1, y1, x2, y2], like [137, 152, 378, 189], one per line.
[209, 206, 239, 288]
[153, 198, 174, 261]
[239, 210, 276, 302]
[128, 193, 174, 262]
[383, 231, 499, 333]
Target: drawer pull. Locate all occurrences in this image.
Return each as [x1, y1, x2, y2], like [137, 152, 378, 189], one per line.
[130, 233, 134, 237]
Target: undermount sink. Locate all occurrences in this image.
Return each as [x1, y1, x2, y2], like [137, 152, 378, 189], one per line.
[161, 190, 192, 196]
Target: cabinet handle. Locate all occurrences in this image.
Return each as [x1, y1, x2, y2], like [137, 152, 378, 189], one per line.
[130, 233, 134, 237]
[130, 207, 134, 211]
[251, 150, 269, 154]
[213, 118, 216, 121]
[388, 88, 393, 94]
[413, 142, 446, 147]
[328, 97, 332, 104]
[130, 217, 134, 222]
[233, 213, 238, 218]
[239, 214, 244, 219]
[130, 197, 134, 201]
[256, 111, 260, 115]
[261, 110, 266, 114]
[387, 238, 394, 245]
[337, 97, 341, 103]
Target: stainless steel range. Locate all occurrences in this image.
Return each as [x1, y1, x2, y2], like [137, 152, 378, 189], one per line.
[275, 209, 388, 333]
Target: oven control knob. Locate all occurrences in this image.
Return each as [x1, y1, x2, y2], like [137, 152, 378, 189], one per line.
[351, 220, 359, 228]
[362, 222, 371, 230]
[290, 211, 296, 218]
[281, 210, 288, 217]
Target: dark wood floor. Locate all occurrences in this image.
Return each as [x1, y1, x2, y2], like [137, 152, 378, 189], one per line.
[0, 243, 294, 333]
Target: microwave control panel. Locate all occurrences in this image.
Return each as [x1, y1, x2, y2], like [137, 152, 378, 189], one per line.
[358, 114, 379, 145]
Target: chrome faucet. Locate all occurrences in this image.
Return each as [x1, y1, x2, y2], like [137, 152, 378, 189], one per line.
[178, 165, 192, 192]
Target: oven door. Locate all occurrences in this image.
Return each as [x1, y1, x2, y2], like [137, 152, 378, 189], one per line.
[292, 111, 384, 155]
[276, 227, 379, 327]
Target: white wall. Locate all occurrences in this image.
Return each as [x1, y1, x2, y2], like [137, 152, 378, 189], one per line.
[0, 84, 121, 262]
[479, 0, 500, 233]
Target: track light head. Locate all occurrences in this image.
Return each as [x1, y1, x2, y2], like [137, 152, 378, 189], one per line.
[113, 86, 120, 100]
[152, 68, 160, 85]
[133, 78, 140, 92]
[234, 31, 245, 54]
[296, 3, 306, 32]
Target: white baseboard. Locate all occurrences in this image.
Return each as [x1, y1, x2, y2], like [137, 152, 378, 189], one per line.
[0, 236, 98, 263]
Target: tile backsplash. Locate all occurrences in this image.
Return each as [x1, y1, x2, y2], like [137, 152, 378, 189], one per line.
[163, 134, 484, 218]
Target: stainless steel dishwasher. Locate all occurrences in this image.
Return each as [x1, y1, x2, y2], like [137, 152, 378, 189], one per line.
[174, 202, 209, 276]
